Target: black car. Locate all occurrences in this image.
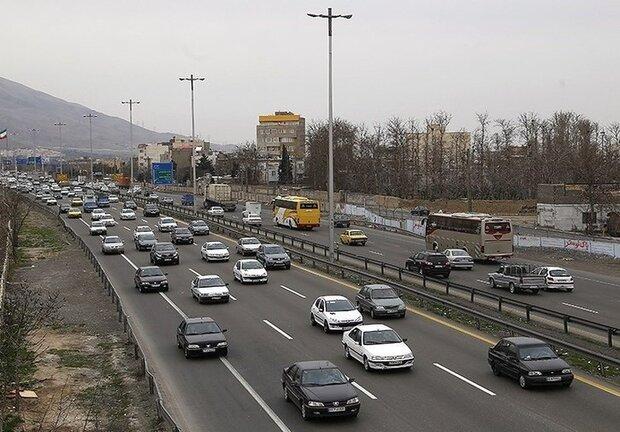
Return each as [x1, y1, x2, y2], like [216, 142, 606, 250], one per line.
[59, 203, 71, 213]
[124, 200, 137, 210]
[488, 337, 573, 389]
[134, 266, 169, 293]
[188, 219, 210, 235]
[256, 244, 291, 269]
[176, 317, 228, 358]
[135, 232, 157, 251]
[150, 242, 179, 265]
[282, 360, 360, 420]
[143, 203, 160, 217]
[160, 196, 174, 205]
[355, 284, 405, 319]
[171, 227, 194, 245]
[405, 251, 451, 278]
[333, 213, 351, 228]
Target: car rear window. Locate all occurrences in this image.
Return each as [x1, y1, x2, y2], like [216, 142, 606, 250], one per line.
[428, 255, 448, 264]
[264, 246, 285, 254]
[549, 269, 570, 277]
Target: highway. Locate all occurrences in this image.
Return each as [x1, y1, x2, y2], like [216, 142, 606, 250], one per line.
[50, 198, 619, 432]
[153, 191, 620, 327]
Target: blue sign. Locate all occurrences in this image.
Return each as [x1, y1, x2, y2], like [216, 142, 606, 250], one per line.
[16, 157, 29, 166]
[151, 162, 174, 185]
[27, 156, 42, 165]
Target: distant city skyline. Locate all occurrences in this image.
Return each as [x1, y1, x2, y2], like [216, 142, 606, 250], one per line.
[3, 0, 619, 144]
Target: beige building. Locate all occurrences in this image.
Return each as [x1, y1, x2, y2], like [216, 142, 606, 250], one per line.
[137, 142, 171, 171]
[408, 124, 471, 166]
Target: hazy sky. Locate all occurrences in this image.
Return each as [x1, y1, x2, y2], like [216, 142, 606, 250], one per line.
[4, 0, 620, 144]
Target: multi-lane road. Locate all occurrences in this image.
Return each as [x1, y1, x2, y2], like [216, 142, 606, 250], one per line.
[49, 197, 619, 432]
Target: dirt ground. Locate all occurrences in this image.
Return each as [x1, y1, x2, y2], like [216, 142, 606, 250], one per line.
[10, 210, 165, 432]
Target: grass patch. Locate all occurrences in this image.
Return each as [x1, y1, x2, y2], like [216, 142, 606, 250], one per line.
[19, 225, 65, 252]
[48, 348, 93, 368]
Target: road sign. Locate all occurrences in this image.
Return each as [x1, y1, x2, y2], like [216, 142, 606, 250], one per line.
[151, 162, 174, 185]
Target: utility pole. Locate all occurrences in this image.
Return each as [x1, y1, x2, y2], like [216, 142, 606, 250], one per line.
[179, 74, 205, 215]
[30, 129, 39, 174]
[83, 113, 97, 183]
[53, 122, 66, 175]
[308, 8, 352, 262]
[122, 99, 140, 189]
[8, 131, 19, 175]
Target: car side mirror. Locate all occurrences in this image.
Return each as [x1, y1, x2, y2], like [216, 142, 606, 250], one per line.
[402, 338, 408, 342]
[165, 273, 169, 276]
[348, 377, 355, 383]
[225, 283, 230, 286]
[177, 328, 182, 334]
[221, 328, 228, 333]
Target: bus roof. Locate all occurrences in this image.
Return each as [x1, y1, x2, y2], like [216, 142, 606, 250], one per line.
[278, 195, 317, 202]
[430, 212, 510, 222]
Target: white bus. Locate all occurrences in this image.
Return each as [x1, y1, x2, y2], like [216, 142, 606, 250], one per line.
[425, 213, 513, 260]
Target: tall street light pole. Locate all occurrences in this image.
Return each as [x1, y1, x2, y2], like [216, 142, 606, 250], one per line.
[84, 113, 97, 183]
[122, 99, 140, 189]
[179, 74, 205, 215]
[30, 129, 39, 174]
[53, 122, 66, 175]
[308, 8, 352, 262]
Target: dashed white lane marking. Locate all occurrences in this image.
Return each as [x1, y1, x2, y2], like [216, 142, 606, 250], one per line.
[142, 219, 148, 223]
[79, 219, 90, 228]
[368, 250, 383, 256]
[575, 276, 620, 288]
[477, 279, 490, 285]
[123, 226, 131, 231]
[280, 285, 306, 299]
[561, 302, 599, 314]
[351, 381, 378, 400]
[262, 320, 293, 340]
[433, 363, 496, 396]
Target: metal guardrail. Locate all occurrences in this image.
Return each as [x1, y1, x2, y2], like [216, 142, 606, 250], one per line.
[30, 198, 182, 432]
[131, 195, 619, 351]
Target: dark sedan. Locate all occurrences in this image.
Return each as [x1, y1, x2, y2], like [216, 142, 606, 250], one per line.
[333, 213, 351, 228]
[256, 244, 290, 269]
[188, 219, 210, 235]
[488, 337, 573, 389]
[282, 360, 360, 420]
[134, 232, 157, 251]
[176, 317, 228, 358]
[150, 242, 179, 265]
[134, 266, 169, 293]
[171, 227, 194, 245]
[124, 200, 137, 210]
[59, 203, 71, 213]
[405, 251, 451, 278]
[355, 284, 405, 319]
[143, 203, 160, 217]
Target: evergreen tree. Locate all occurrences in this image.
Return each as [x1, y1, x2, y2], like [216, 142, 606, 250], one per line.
[278, 145, 293, 184]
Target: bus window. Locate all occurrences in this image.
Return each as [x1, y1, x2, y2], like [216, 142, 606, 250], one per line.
[485, 222, 511, 235]
[299, 202, 318, 209]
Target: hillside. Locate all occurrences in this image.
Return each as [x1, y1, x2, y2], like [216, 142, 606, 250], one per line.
[0, 76, 176, 155]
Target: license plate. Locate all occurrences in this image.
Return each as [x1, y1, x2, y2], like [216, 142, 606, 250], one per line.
[435, 265, 443, 268]
[388, 361, 402, 365]
[202, 348, 215, 353]
[211, 296, 221, 300]
[328, 407, 346, 413]
[164, 258, 171, 261]
[386, 309, 396, 313]
[546, 376, 561, 382]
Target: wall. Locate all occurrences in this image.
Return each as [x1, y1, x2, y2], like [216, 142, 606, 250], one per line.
[514, 235, 620, 259]
[537, 203, 620, 232]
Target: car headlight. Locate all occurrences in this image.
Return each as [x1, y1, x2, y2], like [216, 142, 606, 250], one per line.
[216, 342, 228, 347]
[375, 306, 385, 310]
[307, 401, 324, 407]
[528, 371, 542, 376]
[346, 397, 359, 405]
[370, 355, 385, 361]
[187, 344, 200, 349]
[562, 368, 572, 374]
[405, 353, 415, 360]
[398, 304, 405, 310]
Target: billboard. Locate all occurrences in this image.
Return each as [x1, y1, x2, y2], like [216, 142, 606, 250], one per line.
[16, 157, 29, 166]
[151, 162, 174, 185]
[27, 156, 42, 165]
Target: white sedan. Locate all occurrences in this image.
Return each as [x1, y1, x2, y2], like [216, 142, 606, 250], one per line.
[108, 194, 119, 203]
[190, 275, 230, 303]
[157, 217, 178, 232]
[342, 324, 414, 371]
[133, 225, 153, 240]
[100, 215, 117, 227]
[233, 259, 268, 284]
[443, 249, 474, 270]
[201, 241, 230, 262]
[310, 295, 363, 333]
[207, 206, 225, 217]
[242, 213, 262, 226]
[91, 208, 106, 221]
[119, 208, 136, 220]
[532, 266, 574, 292]
[46, 198, 57, 206]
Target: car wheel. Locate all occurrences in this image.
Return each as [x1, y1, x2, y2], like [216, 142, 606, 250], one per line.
[221, 348, 228, 357]
[418, 266, 424, 276]
[344, 345, 351, 359]
[285, 264, 291, 270]
[519, 375, 528, 389]
[509, 283, 516, 294]
[301, 404, 309, 421]
[370, 309, 376, 319]
[363, 356, 372, 371]
[283, 385, 290, 402]
[491, 362, 501, 376]
[310, 314, 316, 326]
[566, 288, 573, 293]
[177, 338, 182, 349]
[532, 289, 539, 295]
[162, 286, 168, 292]
[399, 312, 406, 319]
[490, 278, 497, 288]
[356, 301, 362, 312]
[323, 321, 330, 334]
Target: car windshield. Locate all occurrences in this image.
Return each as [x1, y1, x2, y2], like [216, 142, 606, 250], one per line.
[175, 228, 191, 234]
[192, 220, 206, 226]
[141, 267, 163, 277]
[549, 269, 570, 277]
[363, 329, 402, 345]
[91, 221, 104, 227]
[450, 250, 468, 257]
[242, 238, 260, 245]
[349, 230, 365, 236]
[104, 237, 121, 243]
[264, 246, 285, 254]
[186, 322, 220, 335]
[136, 226, 150, 232]
[139, 233, 156, 241]
[156, 244, 175, 251]
[197, 277, 225, 288]
[211, 207, 223, 211]
[93, 209, 104, 214]
[325, 299, 354, 312]
[121, 209, 133, 213]
[371, 287, 397, 299]
[207, 243, 226, 250]
[519, 345, 557, 361]
[301, 368, 348, 386]
[161, 218, 174, 224]
[241, 261, 263, 270]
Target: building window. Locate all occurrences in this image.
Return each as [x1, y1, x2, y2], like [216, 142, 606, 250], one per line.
[582, 212, 597, 225]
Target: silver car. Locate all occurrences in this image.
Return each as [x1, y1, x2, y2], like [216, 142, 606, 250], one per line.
[101, 235, 124, 254]
[443, 249, 474, 270]
[236, 237, 261, 255]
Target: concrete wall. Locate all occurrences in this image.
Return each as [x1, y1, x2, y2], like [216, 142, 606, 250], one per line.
[537, 203, 620, 232]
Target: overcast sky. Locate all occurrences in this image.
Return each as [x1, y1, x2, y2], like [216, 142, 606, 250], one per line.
[4, 0, 620, 144]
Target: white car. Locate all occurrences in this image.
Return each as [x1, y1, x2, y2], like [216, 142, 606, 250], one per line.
[46, 198, 57, 206]
[207, 206, 225, 217]
[233, 259, 268, 284]
[100, 215, 117, 227]
[310, 295, 363, 333]
[91, 208, 106, 221]
[119, 208, 136, 220]
[532, 266, 574, 292]
[201, 241, 230, 262]
[157, 217, 177, 232]
[67, 190, 76, 197]
[190, 275, 230, 303]
[443, 249, 474, 270]
[242, 213, 262, 226]
[235, 237, 261, 255]
[342, 324, 414, 371]
[90, 220, 107, 236]
[133, 225, 153, 240]
[108, 194, 119, 203]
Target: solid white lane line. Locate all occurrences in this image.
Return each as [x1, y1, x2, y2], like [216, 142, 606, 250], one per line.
[433, 363, 496, 396]
[262, 320, 293, 340]
[120, 253, 138, 270]
[476, 279, 490, 285]
[229, 294, 238, 301]
[188, 268, 201, 276]
[142, 219, 148, 223]
[351, 381, 377, 400]
[368, 250, 383, 256]
[220, 357, 292, 432]
[123, 226, 131, 231]
[160, 292, 189, 319]
[280, 285, 306, 299]
[561, 302, 599, 314]
[79, 219, 90, 228]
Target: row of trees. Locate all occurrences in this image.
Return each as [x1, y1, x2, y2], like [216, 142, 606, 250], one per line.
[305, 111, 620, 200]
